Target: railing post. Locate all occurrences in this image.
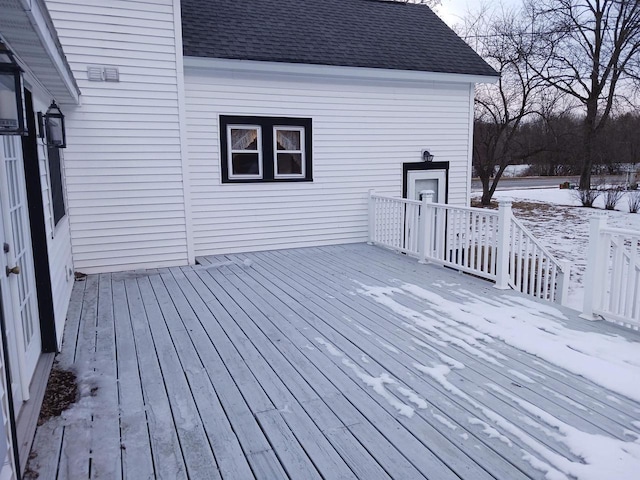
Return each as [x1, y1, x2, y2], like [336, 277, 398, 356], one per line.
[494, 198, 512, 290]
[557, 260, 571, 306]
[581, 213, 607, 320]
[418, 190, 434, 264]
[367, 189, 375, 245]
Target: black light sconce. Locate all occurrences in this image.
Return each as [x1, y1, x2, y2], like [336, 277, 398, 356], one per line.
[421, 149, 434, 162]
[44, 101, 66, 148]
[0, 40, 27, 135]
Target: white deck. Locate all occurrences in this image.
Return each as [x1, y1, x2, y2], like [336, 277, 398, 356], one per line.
[28, 244, 640, 479]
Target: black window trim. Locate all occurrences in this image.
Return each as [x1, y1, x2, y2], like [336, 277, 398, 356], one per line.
[220, 115, 313, 183]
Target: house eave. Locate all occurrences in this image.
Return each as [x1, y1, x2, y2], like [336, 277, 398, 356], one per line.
[0, 0, 80, 105]
[184, 56, 499, 85]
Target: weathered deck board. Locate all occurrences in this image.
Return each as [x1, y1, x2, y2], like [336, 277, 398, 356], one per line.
[157, 269, 278, 479]
[29, 244, 640, 479]
[28, 279, 87, 479]
[91, 274, 122, 479]
[111, 277, 155, 479]
[57, 274, 98, 480]
[123, 276, 188, 479]
[139, 275, 221, 480]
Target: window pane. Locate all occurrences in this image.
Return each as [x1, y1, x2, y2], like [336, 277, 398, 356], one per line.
[276, 129, 301, 151]
[232, 153, 260, 175]
[277, 153, 302, 175]
[231, 128, 258, 150]
[48, 146, 66, 225]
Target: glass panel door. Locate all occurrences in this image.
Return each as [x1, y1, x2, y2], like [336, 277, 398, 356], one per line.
[0, 135, 40, 401]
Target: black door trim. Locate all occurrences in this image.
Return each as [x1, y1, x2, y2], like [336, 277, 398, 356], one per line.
[21, 89, 57, 353]
[402, 161, 450, 200]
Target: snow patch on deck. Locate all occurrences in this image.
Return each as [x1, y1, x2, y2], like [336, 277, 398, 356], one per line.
[358, 282, 640, 403]
[315, 337, 415, 418]
[357, 281, 640, 479]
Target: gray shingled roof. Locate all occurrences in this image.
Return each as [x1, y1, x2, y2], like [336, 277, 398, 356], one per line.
[181, 0, 497, 77]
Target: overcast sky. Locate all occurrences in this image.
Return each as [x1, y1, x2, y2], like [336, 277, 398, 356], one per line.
[436, 0, 521, 27]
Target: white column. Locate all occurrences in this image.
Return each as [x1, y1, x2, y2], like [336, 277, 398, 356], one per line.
[367, 189, 375, 245]
[418, 190, 434, 264]
[494, 198, 512, 290]
[581, 213, 607, 320]
[557, 260, 572, 306]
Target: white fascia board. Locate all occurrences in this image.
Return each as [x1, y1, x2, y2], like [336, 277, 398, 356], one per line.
[20, 0, 80, 104]
[184, 57, 499, 85]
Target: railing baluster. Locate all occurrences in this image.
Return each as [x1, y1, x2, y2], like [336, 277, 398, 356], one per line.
[470, 212, 477, 271]
[610, 238, 624, 313]
[536, 246, 543, 298]
[517, 228, 524, 290]
[625, 240, 639, 319]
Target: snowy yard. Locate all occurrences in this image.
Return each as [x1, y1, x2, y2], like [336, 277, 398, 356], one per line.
[474, 188, 640, 311]
[28, 244, 640, 480]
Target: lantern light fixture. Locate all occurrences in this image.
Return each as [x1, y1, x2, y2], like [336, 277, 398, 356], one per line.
[421, 149, 434, 163]
[0, 40, 27, 136]
[44, 101, 66, 148]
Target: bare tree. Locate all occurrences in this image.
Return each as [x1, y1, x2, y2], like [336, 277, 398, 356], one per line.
[463, 6, 547, 205]
[525, 0, 640, 189]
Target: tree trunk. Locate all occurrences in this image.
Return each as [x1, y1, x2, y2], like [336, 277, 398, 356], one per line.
[480, 175, 492, 205]
[580, 103, 598, 190]
[579, 140, 593, 189]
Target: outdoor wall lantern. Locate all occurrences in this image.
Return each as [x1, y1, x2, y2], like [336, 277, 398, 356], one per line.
[44, 101, 66, 148]
[422, 149, 435, 162]
[0, 41, 27, 135]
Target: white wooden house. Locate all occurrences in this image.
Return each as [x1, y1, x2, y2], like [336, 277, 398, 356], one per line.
[0, 0, 496, 477]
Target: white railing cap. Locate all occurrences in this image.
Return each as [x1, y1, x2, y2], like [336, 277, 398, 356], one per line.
[600, 226, 640, 239]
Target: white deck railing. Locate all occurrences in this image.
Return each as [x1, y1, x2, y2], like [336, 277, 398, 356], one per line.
[368, 191, 570, 305]
[582, 215, 640, 328]
[509, 217, 570, 303]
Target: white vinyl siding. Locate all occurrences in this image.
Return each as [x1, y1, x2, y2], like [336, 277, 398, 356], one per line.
[185, 62, 474, 256]
[45, 0, 189, 273]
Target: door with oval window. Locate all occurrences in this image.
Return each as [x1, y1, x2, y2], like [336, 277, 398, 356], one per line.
[0, 135, 41, 405]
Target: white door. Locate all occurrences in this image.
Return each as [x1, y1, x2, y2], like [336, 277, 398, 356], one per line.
[0, 136, 40, 403]
[406, 169, 447, 255]
[406, 169, 447, 202]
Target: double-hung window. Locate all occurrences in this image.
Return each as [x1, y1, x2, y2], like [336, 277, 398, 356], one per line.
[227, 125, 262, 179]
[220, 115, 312, 183]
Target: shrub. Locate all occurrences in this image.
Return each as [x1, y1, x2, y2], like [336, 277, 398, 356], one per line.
[629, 191, 640, 213]
[603, 188, 624, 210]
[571, 189, 601, 207]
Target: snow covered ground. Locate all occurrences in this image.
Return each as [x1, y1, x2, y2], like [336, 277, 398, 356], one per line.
[473, 188, 640, 310]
